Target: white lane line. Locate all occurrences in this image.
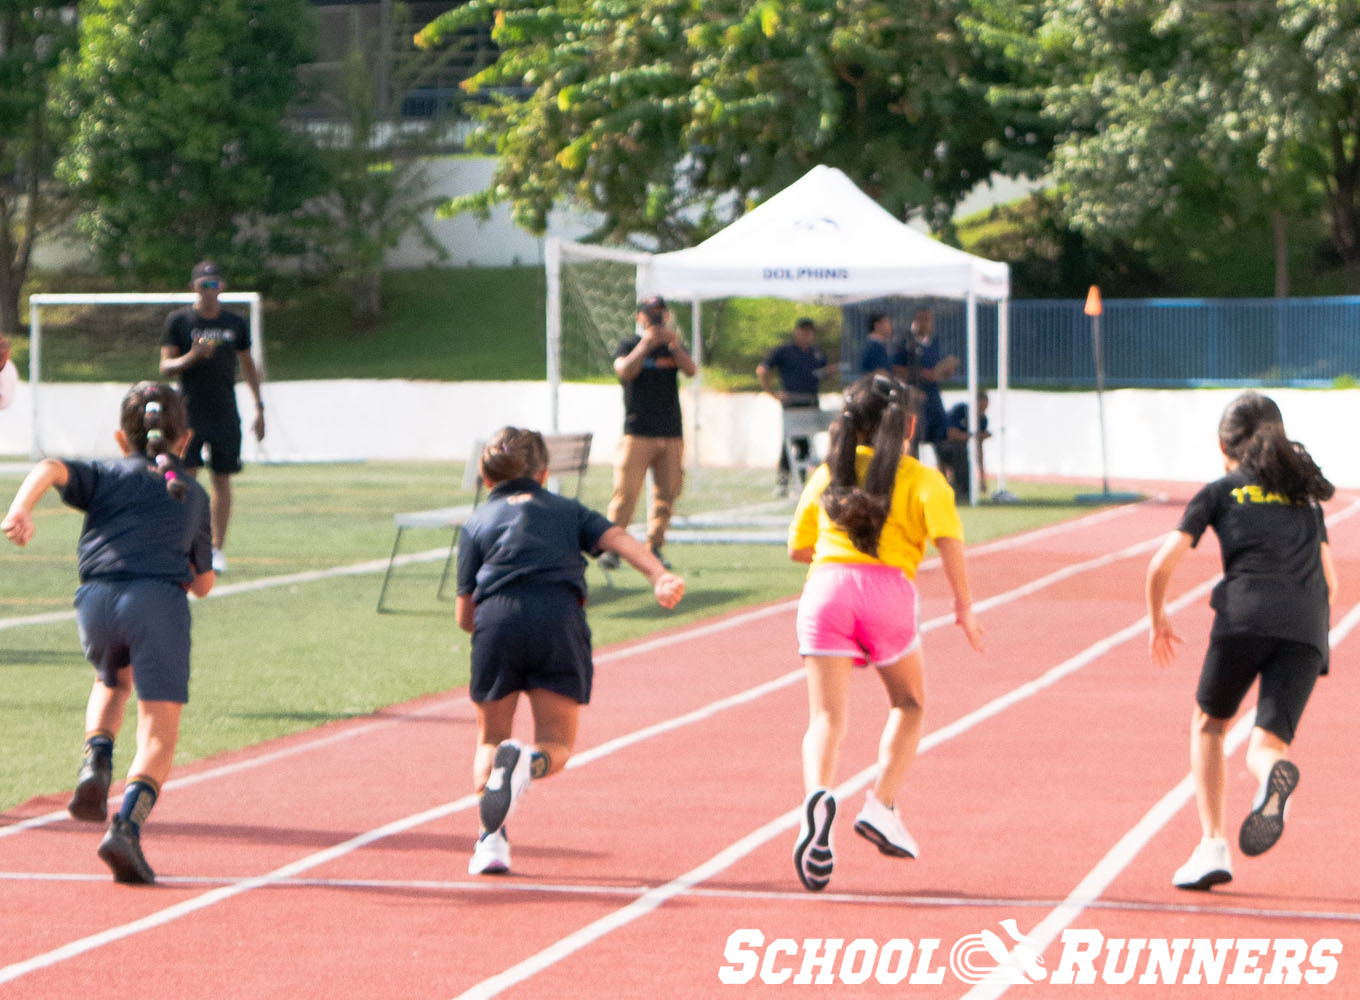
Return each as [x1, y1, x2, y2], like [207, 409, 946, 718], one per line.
[0, 525, 1173, 985]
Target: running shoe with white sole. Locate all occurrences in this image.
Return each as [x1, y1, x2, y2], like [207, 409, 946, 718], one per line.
[1239, 758, 1299, 857]
[794, 788, 836, 892]
[853, 793, 919, 859]
[1172, 837, 1233, 890]
[480, 740, 532, 834]
[468, 828, 511, 875]
[97, 817, 156, 885]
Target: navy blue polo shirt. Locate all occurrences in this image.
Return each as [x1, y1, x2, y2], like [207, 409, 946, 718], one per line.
[762, 341, 827, 402]
[858, 338, 891, 375]
[59, 456, 212, 584]
[947, 402, 988, 437]
[456, 478, 614, 602]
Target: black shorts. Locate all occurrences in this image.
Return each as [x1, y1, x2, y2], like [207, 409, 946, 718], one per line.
[469, 584, 593, 704]
[75, 579, 192, 703]
[1196, 635, 1322, 743]
[185, 420, 243, 475]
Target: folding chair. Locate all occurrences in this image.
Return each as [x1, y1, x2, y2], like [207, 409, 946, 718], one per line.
[781, 408, 833, 489]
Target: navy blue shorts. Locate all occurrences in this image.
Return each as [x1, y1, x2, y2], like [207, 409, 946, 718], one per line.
[75, 579, 192, 703]
[470, 584, 593, 704]
[185, 420, 243, 475]
[1197, 635, 1322, 744]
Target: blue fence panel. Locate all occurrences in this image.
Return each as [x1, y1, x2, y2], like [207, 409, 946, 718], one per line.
[842, 296, 1360, 388]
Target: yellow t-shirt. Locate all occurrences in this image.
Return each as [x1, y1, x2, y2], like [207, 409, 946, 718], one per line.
[788, 445, 963, 580]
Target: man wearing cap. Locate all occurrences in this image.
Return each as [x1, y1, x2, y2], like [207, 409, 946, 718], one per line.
[598, 295, 696, 571]
[159, 261, 264, 573]
[757, 317, 828, 496]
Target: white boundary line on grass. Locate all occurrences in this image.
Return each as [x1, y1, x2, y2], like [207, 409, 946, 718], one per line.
[0, 512, 1165, 986]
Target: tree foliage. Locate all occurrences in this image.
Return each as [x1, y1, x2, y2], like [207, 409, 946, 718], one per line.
[0, 3, 78, 335]
[417, 0, 1049, 250]
[55, 0, 325, 286]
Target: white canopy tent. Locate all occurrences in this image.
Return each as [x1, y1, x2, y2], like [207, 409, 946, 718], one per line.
[545, 165, 1011, 500]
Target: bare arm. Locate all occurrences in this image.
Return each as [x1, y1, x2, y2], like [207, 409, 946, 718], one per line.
[598, 526, 685, 607]
[1322, 540, 1338, 605]
[159, 341, 216, 378]
[456, 594, 475, 633]
[238, 350, 265, 440]
[613, 332, 660, 382]
[188, 569, 215, 597]
[934, 535, 984, 652]
[2, 458, 69, 546]
[1146, 530, 1192, 667]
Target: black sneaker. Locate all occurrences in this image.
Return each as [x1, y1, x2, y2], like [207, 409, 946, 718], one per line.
[650, 547, 671, 570]
[1239, 759, 1299, 857]
[597, 551, 620, 571]
[794, 789, 836, 892]
[97, 817, 156, 885]
[68, 755, 112, 822]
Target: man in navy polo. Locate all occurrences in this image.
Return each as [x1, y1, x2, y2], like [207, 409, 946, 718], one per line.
[758, 317, 829, 496]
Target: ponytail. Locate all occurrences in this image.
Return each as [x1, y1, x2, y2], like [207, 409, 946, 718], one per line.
[1218, 391, 1333, 504]
[821, 374, 916, 556]
[120, 382, 189, 501]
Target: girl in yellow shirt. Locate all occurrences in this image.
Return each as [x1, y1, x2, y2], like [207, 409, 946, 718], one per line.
[789, 374, 984, 892]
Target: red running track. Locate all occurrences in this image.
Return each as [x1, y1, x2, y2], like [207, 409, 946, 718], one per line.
[2, 486, 1359, 998]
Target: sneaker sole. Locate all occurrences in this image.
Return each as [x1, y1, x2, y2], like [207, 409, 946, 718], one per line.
[1173, 868, 1233, 891]
[794, 790, 836, 892]
[68, 776, 110, 823]
[480, 742, 525, 833]
[1239, 759, 1298, 857]
[853, 818, 917, 859]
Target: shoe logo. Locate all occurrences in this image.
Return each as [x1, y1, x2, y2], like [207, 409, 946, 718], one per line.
[949, 919, 1047, 984]
[485, 768, 506, 792]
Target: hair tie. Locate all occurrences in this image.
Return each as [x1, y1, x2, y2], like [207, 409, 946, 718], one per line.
[147, 428, 164, 442]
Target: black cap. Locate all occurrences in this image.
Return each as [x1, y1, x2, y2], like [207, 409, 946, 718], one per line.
[638, 294, 666, 313]
[191, 261, 222, 282]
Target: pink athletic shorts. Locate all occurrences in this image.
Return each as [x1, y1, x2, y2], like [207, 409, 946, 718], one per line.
[795, 563, 921, 667]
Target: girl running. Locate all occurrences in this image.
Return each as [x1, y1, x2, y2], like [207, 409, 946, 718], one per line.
[1146, 390, 1336, 891]
[788, 373, 984, 892]
[3, 382, 214, 884]
[456, 427, 684, 875]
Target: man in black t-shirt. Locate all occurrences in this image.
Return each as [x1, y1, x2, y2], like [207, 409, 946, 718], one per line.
[159, 261, 265, 573]
[599, 295, 697, 570]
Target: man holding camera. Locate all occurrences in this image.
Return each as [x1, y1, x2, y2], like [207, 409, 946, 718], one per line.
[599, 295, 697, 571]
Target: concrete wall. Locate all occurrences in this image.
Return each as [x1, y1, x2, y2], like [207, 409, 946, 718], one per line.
[3, 381, 1358, 490]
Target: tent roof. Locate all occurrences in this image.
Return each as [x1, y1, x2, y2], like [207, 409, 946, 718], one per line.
[638, 165, 1009, 304]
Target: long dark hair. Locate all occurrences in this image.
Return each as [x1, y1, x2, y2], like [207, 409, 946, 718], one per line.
[120, 381, 189, 501]
[1218, 391, 1333, 504]
[821, 374, 918, 556]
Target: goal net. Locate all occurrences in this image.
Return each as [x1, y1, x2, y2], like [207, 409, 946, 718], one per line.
[26, 292, 263, 459]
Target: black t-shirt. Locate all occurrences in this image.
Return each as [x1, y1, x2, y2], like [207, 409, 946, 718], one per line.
[162, 306, 251, 426]
[456, 478, 614, 602]
[614, 335, 684, 438]
[60, 456, 213, 584]
[1178, 470, 1330, 656]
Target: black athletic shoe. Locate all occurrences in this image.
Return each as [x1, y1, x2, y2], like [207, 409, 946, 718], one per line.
[794, 789, 836, 892]
[97, 817, 156, 885]
[650, 547, 671, 570]
[597, 551, 620, 571]
[1239, 759, 1299, 857]
[479, 740, 532, 834]
[68, 755, 112, 823]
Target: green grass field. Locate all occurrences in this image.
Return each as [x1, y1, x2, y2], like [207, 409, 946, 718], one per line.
[0, 457, 1096, 813]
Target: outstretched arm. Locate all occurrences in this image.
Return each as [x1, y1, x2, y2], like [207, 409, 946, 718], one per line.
[1146, 530, 1192, 667]
[598, 526, 685, 608]
[3, 458, 69, 546]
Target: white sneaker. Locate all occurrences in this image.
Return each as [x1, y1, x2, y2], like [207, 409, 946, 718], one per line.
[853, 792, 919, 859]
[1172, 838, 1233, 891]
[468, 829, 511, 875]
[211, 548, 227, 573]
[479, 740, 533, 834]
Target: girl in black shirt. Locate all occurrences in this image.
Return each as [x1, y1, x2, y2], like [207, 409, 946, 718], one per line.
[1146, 391, 1336, 891]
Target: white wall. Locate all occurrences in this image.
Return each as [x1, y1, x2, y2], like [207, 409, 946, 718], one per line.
[4, 381, 1359, 490]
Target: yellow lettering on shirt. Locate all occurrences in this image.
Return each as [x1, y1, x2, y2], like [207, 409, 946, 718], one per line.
[1231, 484, 1290, 505]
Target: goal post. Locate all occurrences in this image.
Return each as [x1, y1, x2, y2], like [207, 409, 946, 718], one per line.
[26, 291, 263, 459]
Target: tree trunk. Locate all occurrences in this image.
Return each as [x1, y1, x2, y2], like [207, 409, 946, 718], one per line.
[350, 268, 383, 328]
[1272, 209, 1289, 298]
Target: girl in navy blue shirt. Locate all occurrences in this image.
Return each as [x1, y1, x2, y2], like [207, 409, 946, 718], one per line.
[4, 382, 214, 884]
[1146, 391, 1336, 891]
[456, 427, 684, 876]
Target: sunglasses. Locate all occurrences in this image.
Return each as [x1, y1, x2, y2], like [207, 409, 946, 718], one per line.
[197, 279, 222, 290]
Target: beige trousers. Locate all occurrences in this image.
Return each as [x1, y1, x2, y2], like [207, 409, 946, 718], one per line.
[607, 435, 685, 550]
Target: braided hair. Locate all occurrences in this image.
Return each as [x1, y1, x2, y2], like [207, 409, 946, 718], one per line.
[120, 381, 189, 501]
[479, 427, 549, 486]
[821, 374, 919, 557]
[1218, 390, 1333, 505]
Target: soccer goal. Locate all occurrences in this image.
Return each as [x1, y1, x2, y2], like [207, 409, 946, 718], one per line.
[26, 291, 263, 459]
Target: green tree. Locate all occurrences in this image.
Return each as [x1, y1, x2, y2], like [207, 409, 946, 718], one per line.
[283, 5, 457, 327]
[55, 0, 324, 286]
[416, 0, 1048, 249]
[0, 3, 78, 335]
